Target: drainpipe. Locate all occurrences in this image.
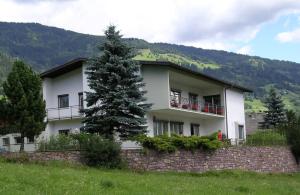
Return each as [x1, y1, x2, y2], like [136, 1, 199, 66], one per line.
[224, 87, 229, 139]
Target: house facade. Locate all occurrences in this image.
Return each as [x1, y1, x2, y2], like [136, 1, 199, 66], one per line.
[1, 58, 251, 151]
[39, 58, 251, 148]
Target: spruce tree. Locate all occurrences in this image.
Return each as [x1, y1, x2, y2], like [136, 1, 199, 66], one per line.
[82, 25, 151, 140]
[3, 61, 46, 151]
[262, 87, 286, 128]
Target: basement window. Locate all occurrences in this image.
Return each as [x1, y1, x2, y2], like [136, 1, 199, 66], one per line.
[14, 136, 22, 145]
[2, 138, 9, 146]
[58, 129, 70, 135]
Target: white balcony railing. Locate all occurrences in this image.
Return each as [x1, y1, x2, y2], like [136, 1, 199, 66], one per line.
[46, 105, 83, 121]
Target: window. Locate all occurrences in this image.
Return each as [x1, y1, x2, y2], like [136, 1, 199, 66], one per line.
[170, 121, 184, 135]
[58, 129, 70, 135]
[170, 89, 181, 107]
[153, 120, 168, 136]
[78, 92, 83, 108]
[189, 93, 198, 110]
[203, 95, 221, 106]
[238, 125, 244, 139]
[191, 124, 200, 136]
[27, 136, 34, 144]
[2, 138, 9, 146]
[58, 94, 69, 108]
[14, 136, 22, 144]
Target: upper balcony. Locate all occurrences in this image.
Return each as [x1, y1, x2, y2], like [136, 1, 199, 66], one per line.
[46, 105, 83, 121]
[170, 95, 224, 116]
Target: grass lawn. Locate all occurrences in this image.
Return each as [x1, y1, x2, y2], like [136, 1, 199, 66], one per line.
[0, 161, 300, 194]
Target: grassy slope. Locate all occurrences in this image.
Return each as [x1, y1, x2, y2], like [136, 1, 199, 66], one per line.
[0, 161, 300, 194]
[134, 49, 220, 69]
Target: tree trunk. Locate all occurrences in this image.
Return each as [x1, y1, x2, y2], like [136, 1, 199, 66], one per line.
[19, 134, 25, 152]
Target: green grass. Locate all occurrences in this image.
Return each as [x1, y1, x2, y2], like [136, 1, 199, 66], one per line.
[134, 49, 220, 69]
[245, 98, 267, 113]
[0, 161, 300, 194]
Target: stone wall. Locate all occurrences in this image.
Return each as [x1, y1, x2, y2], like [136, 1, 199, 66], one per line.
[1, 146, 299, 173]
[122, 146, 299, 173]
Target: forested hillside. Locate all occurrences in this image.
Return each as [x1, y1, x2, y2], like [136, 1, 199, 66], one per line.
[0, 22, 300, 113]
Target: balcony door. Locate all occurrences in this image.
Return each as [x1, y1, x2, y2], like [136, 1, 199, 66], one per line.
[170, 89, 181, 107]
[189, 93, 198, 110]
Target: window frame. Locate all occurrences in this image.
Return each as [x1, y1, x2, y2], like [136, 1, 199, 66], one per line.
[58, 94, 69, 108]
[27, 136, 35, 144]
[170, 89, 181, 106]
[153, 119, 169, 136]
[58, 129, 70, 135]
[203, 94, 221, 106]
[14, 136, 22, 145]
[238, 125, 245, 140]
[78, 92, 83, 108]
[170, 121, 184, 135]
[2, 137, 10, 146]
[191, 123, 200, 136]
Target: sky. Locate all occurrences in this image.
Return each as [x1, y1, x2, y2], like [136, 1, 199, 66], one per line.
[1, 0, 300, 62]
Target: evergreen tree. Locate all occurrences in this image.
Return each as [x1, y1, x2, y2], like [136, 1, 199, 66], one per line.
[3, 61, 46, 151]
[82, 25, 151, 140]
[261, 87, 286, 128]
[0, 97, 12, 135]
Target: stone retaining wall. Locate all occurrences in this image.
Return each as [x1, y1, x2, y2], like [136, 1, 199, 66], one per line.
[1, 146, 299, 173]
[122, 146, 299, 173]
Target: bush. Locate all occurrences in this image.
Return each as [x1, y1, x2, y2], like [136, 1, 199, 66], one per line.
[38, 134, 80, 151]
[246, 129, 287, 146]
[79, 135, 122, 168]
[135, 133, 222, 153]
[279, 110, 300, 164]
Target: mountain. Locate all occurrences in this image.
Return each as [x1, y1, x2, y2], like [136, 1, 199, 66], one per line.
[0, 22, 300, 113]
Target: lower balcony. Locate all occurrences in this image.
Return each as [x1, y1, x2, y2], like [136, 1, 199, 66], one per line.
[170, 97, 224, 116]
[46, 105, 83, 121]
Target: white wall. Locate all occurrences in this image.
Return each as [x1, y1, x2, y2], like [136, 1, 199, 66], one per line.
[226, 88, 246, 140]
[43, 68, 83, 109]
[142, 66, 170, 110]
[0, 134, 36, 152]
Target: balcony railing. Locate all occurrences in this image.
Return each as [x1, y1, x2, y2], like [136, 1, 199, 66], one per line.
[170, 96, 224, 115]
[46, 105, 83, 121]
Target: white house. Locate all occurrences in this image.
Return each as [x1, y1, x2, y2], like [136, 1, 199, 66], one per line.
[0, 58, 252, 151]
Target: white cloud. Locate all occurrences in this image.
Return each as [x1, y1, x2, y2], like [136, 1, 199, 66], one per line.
[1, 0, 300, 51]
[276, 28, 300, 42]
[237, 45, 253, 55]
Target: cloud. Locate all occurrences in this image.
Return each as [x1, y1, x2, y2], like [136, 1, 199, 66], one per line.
[1, 0, 300, 51]
[237, 45, 252, 55]
[276, 28, 300, 42]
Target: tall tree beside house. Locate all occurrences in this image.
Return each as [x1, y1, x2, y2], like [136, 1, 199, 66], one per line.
[2, 61, 46, 151]
[82, 25, 151, 140]
[261, 87, 286, 128]
[0, 97, 12, 135]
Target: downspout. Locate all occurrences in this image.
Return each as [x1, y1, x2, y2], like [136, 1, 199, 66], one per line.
[224, 87, 229, 139]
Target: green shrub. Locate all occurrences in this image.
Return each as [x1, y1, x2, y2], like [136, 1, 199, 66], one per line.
[135, 133, 222, 153]
[246, 129, 287, 146]
[80, 135, 122, 168]
[38, 134, 80, 151]
[279, 110, 300, 164]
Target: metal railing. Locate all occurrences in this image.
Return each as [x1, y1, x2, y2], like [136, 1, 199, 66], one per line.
[170, 96, 224, 115]
[46, 105, 83, 121]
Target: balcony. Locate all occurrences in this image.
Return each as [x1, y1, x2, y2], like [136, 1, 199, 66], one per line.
[170, 96, 224, 116]
[46, 105, 83, 121]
